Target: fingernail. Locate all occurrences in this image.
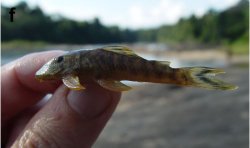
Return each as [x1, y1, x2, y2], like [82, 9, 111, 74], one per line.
[67, 84, 120, 119]
[15, 51, 65, 77]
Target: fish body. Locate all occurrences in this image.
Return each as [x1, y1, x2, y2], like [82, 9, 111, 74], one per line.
[35, 46, 237, 91]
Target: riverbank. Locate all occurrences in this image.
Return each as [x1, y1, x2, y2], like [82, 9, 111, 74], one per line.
[94, 66, 249, 148]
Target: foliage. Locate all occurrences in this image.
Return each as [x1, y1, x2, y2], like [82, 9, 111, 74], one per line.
[230, 32, 249, 54]
[135, 0, 249, 54]
[2, 40, 47, 50]
[1, 0, 249, 53]
[1, 2, 137, 44]
[152, 0, 249, 47]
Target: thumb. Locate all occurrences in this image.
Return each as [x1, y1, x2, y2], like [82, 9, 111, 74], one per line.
[11, 84, 121, 148]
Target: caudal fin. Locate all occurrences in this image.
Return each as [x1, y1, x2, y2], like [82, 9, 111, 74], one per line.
[183, 67, 238, 90]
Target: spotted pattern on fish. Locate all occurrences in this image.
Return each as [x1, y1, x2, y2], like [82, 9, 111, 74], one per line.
[35, 46, 237, 91]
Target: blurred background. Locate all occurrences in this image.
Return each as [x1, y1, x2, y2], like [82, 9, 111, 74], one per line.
[1, 0, 249, 147]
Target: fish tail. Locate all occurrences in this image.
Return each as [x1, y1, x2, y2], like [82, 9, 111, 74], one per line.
[179, 67, 238, 90]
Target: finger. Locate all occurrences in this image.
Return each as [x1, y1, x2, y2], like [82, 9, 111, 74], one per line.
[5, 105, 41, 148]
[3, 97, 50, 148]
[1, 50, 64, 125]
[11, 83, 121, 148]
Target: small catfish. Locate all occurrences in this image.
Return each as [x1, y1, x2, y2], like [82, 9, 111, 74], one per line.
[35, 46, 238, 92]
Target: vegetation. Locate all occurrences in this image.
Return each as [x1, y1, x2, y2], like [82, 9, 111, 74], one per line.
[2, 40, 47, 50]
[2, 2, 137, 44]
[1, 0, 249, 54]
[137, 0, 249, 53]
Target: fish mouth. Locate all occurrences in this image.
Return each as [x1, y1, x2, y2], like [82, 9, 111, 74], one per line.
[35, 73, 54, 81]
[35, 71, 57, 81]
[35, 60, 61, 81]
[35, 68, 61, 81]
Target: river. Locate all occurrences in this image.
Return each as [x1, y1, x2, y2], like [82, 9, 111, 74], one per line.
[1, 44, 228, 68]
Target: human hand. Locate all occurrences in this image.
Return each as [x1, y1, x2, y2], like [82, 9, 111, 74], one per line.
[2, 51, 121, 148]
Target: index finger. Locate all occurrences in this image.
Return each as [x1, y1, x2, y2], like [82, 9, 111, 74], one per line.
[1, 50, 65, 125]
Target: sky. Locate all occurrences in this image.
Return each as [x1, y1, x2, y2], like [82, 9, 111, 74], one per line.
[2, 0, 240, 29]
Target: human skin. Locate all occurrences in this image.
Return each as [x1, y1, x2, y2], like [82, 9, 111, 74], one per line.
[1, 51, 121, 148]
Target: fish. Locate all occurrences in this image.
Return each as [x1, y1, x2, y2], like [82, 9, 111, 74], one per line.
[35, 46, 238, 92]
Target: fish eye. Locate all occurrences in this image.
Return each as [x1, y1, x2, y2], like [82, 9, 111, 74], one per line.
[57, 56, 64, 63]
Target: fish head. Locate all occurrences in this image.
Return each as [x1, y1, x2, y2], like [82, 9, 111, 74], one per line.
[35, 55, 77, 81]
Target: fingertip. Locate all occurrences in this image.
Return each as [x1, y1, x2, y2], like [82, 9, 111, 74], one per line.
[1, 50, 65, 125]
[15, 50, 64, 76]
[14, 50, 65, 92]
[67, 82, 121, 119]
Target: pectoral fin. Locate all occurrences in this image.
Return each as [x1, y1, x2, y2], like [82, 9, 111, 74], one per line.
[62, 75, 85, 90]
[97, 80, 132, 92]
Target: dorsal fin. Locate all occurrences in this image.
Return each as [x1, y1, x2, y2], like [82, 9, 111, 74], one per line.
[158, 61, 171, 66]
[102, 46, 139, 56]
